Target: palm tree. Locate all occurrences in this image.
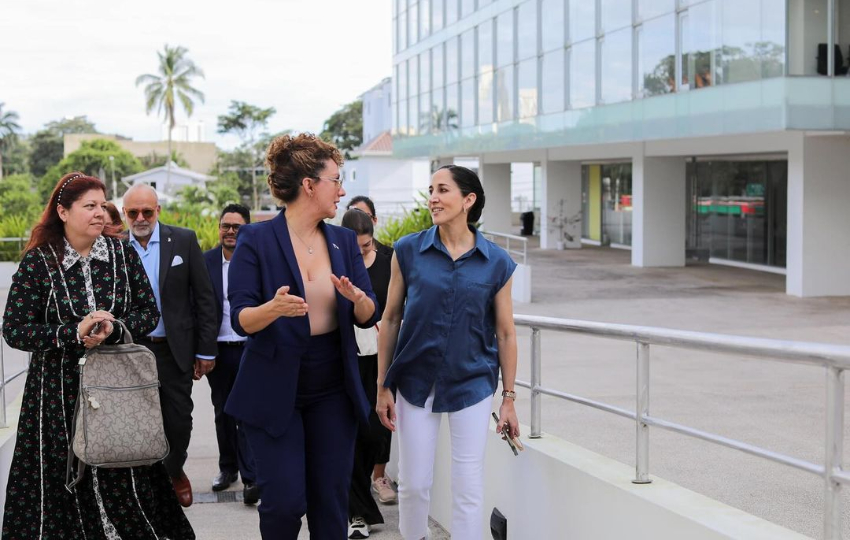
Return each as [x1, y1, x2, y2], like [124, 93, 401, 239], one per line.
[0, 103, 22, 180]
[136, 45, 205, 187]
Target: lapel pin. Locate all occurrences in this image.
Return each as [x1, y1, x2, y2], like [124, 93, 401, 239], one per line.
[332, 243, 339, 250]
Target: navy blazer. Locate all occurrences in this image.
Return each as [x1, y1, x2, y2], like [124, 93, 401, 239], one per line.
[224, 210, 379, 437]
[202, 245, 225, 329]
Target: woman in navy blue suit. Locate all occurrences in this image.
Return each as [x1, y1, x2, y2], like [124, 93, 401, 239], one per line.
[225, 133, 379, 539]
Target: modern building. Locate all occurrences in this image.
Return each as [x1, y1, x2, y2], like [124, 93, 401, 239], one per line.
[343, 78, 431, 218]
[390, 0, 850, 297]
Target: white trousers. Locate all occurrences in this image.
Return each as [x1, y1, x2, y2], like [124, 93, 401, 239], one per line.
[396, 389, 492, 540]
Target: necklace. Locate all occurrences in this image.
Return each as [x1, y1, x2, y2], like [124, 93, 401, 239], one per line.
[289, 222, 317, 255]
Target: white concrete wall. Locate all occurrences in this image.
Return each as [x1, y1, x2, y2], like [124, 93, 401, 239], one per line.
[541, 159, 582, 249]
[389, 423, 809, 540]
[480, 163, 513, 233]
[343, 157, 431, 220]
[787, 134, 850, 296]
[632, 154, 686, 267]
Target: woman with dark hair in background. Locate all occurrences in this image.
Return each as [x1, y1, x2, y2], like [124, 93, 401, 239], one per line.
[341, 207, 395, 539]
[225, 133, 379, 539]
[346, 195, 393, 259]
[1, 172, 194, 539]
[376, 165, 519, 540]
[103, 201, 125, 235]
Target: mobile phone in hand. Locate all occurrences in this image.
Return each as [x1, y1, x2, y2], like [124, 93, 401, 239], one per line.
[492, 412, 519, 456]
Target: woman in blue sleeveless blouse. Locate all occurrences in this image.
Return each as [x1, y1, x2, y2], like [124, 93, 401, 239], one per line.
[376, 165, 519, 540]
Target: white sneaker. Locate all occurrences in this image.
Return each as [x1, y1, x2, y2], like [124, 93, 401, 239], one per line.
[348, 517, 370, 539]
[371, 475, 398, 504]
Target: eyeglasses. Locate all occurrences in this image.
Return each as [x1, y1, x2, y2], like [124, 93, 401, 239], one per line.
[126, 208, 156, 220]
[219, 223, 242, 232]
[312, 176, 344, 189]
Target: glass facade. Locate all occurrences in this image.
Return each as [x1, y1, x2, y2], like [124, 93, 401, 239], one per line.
[390, 0, 813, 141]
[582, 164, 633, 246]
[686, 160, 787, 268]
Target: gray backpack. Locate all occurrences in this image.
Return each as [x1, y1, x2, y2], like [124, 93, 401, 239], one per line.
[65, 320, 169, 491]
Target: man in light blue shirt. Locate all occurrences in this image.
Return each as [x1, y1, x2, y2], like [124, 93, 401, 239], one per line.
[124, 184, 219, 508]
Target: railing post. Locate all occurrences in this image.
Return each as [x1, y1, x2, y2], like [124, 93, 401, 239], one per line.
[633, 342, 652, 484]
[824, 366, 844, 539]
[530, 327, 542, 439]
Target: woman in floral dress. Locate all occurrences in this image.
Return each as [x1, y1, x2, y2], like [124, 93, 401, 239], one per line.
[1, 172, 194, 539]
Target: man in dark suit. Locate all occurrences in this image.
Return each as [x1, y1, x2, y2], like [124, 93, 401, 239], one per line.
[122, 183, 219, 508]
[203, 203, 258, 504]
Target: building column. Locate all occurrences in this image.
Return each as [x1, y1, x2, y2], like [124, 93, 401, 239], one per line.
[479, 162, 513, 233]
[540, 159, 582, 249]
[632, 153, 686, 267]
[787, 134, 850, 297]
[432, 157, 454, 172]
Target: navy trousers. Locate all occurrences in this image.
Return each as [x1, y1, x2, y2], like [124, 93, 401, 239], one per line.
[208, 342, 256, 482]
[242, 332, 357, 540]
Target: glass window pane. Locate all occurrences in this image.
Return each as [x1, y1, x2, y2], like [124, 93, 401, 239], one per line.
[432, 86, 445, 131]
[398, 99, 408, 135]
[446, 83, 460, 130]
[393, 17, 398, 55]
[601, 27, 633, 104]
[682, 0, 718, 89]
[410, 2, 419, 45]
[419, 92, 431, 133]
[601, 0, 631, 33]
[497, 9, 514, 67]
[496, 66, 515, 122]
[601, 164, 632, 246]
[517, 1, 538, 60]
[408, 95, 419, 135]
[399, 61, 408, 101]
[479, 20, 494, 75]
[433, 0, 444, 32]
[393, 64, 400, 103]
[420, 0, 431, 38]
[461, 77, 476, 127]
[760, 0, 785, 79]
[399, 10, 408, 51]
[479, 71, 494, 124]
[461, 0, 475, 19]
[461, 28, 476, 78]
[518, 57, 538, 118]
[570, 40, 596, 108]
[409, 57, 420, 97]
[718, 0, 762, 84]
[433, 43, 445, 88]
[639, 13, 675, 96]
[570, 1, 596, 43]
[541, 48, 565, 114]
[637, 0, 674, 21]
[541, 0, 565, 52]
[447, 36, 459, 84]
[446, 0, 458, 26]
[420, 51, 431, 94]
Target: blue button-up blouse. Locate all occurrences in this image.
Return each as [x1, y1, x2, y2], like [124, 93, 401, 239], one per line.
[383, 225, 517, 413]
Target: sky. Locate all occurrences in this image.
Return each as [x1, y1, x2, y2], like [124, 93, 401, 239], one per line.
[0, 0, 393, 150]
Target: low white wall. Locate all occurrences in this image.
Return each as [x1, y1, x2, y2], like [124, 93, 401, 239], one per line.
[511, 264, 531, 304]
[388, 422, 809, 540]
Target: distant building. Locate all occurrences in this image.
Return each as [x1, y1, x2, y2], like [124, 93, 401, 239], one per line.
[122, 161, 214, 198]
[343, 77, 431, 219]
[64, 133, 217, 175]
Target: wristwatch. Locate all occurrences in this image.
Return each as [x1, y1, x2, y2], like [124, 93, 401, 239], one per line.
[501, 390, 516, 400]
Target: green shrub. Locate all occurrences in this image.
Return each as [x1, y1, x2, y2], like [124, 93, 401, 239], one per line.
[159, 209, 220, 251]
[0, 214, 34, 261]
[374, 193, 433, 247]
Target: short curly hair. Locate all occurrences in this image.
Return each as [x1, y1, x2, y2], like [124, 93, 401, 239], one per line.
[266, 133, 344, 204]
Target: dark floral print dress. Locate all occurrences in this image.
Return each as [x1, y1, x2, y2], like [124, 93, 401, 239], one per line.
[1, 236, 195, 540]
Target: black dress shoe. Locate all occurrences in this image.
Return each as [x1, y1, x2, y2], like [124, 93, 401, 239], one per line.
[212, 471, 238, 492]
[243, 482, 260, 505]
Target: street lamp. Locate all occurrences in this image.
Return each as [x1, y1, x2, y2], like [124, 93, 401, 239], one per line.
[108, 155, 116, 200]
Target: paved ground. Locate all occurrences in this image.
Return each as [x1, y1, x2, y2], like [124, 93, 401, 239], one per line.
[3, 239, 850, 539]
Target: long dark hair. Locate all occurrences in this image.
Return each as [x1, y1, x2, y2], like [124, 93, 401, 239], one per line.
[341, 208, 374, 237]
[26, 172, 115, 263]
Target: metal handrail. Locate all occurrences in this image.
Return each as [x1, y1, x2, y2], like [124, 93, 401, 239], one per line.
[0, 316, 32, 429]
[514, 313, 850, 540]
[481, 230, 528, 265]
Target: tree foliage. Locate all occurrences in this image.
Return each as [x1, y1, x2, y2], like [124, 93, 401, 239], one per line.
[320, 100, 363, 160]
[39, 139, 143, 202]
[374, 193, 433, 246]
[217, 100, 276, 210]
[138, 150, 189, 169]
[29, 116, 98, 177]
[0, 174, 39, 219]
[0, 103, 22, 180]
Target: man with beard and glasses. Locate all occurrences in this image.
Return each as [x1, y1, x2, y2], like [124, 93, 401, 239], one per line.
[122, 183, 219, 508]
[203, 203, 259, 504]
